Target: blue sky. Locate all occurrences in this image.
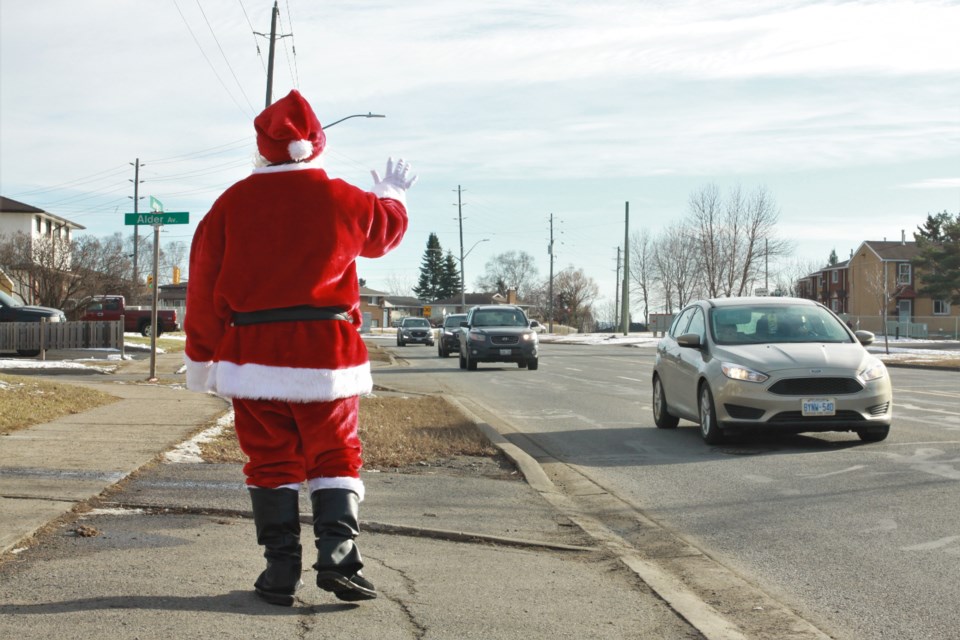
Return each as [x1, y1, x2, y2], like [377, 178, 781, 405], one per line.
[1, 1, 958, 313]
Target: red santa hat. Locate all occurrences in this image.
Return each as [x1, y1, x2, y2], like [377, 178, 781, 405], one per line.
[254, 90, 326, 164]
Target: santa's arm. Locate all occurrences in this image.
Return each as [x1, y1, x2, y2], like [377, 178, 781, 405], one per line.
[183, 216, 225, 392]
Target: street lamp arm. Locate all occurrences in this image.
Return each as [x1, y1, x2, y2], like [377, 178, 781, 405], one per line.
[462, 238, 490, 262]
[322, 113, 386, 130]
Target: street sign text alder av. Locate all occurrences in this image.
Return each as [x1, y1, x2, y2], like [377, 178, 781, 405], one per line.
[125, 212, 189, 226]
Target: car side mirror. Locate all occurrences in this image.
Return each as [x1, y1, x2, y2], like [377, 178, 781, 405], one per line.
[854, 330, 875, 346]
[676, 333, 703, 349]
[460, 321, 469, 328]
[530, 320, 540, 328]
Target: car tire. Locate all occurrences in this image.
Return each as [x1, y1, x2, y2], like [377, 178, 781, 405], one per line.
[652, 376, 679, 429]
[438, 345, 445, 357]
[518, 360, 527, 368]
[527, 357, 539, 371]
[459, 352, 466, 369]
[397, 339, 405, 347]
[139, 320, 152, 337]
[857, 426, 890, 442]
[466, 352, 478, 370]
[698, 384, 724, 444]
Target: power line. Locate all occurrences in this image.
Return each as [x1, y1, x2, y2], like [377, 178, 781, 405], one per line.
[194, 0, 257, 113]
[237, 0, 267, 74]
[282, 0, 300, 88]
[145, 137, 253, 165]
[171, 0, 252, 119]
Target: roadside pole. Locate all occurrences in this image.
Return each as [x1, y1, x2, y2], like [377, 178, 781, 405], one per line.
[149, 223, 160, 381]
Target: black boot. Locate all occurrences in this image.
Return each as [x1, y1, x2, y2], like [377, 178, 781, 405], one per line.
[311, 488, 377, 602]
[249, 487, 303, 606]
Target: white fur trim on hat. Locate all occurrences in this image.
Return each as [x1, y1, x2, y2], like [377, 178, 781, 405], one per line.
[288, 139, 314, 161]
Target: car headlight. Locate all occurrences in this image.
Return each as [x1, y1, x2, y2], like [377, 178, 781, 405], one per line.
[522, 332, 535, 341]
[859, 360, 887, 382]
[468, 330, 486, 343]
[721, 362, 769, 383]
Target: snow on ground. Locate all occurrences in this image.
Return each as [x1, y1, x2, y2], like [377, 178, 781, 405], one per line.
[164, 410, 234, 464]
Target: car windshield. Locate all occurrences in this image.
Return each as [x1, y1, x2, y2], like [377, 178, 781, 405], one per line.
[444, 316, 466, 328]
[710, 304, 853, 345]
[0, 291, 23, 308]
[472, 309, 527, 327]
[404, 319, 430, 327]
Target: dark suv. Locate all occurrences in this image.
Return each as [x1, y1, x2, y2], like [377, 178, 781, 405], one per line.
[458, 305, 539, 370]
[438, 313, 466, 357]
[396, 317, 434, 347]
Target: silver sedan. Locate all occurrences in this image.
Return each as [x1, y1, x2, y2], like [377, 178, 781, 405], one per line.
[652, 297, 892, 444]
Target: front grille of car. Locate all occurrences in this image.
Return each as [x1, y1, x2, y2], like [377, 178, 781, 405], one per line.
[491, 335, 519, 345]
[724, 404, 766, 420]
[867, 402, 890, 416]
[409, 330, 428, 337]
[768, 410, 865, 423]
[768, 377, 863, 396]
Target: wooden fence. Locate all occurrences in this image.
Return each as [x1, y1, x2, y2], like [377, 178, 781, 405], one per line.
[0, 320, 123, 356]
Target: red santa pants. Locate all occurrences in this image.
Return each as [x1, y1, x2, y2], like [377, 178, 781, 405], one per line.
[232, 396, 363, 488]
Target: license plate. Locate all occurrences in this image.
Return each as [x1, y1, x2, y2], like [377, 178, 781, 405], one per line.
[802, 397, 836, 416]
[500, 349, 513, 356]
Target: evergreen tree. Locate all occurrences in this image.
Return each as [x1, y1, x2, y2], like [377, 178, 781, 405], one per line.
[413, 233, 446, 300]
[439, 251, 462, 299]
[914, 210, 960, 304]
[828, 249, 838, 266]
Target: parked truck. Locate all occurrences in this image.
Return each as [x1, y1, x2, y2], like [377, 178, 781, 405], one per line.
[80, 295, 180, 337]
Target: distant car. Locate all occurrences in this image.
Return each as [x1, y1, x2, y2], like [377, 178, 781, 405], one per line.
[0, 291, 68, 356]
[529, 319, 546, 334]
[438, 313, 467, 358]
[396, 317, 434, 347]
[458, 305, 539, 370]
[652, 297, 892, 444]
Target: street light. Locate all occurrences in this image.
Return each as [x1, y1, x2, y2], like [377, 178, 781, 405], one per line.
[460, 238, 489, 311]
[322, 112, 385, 130]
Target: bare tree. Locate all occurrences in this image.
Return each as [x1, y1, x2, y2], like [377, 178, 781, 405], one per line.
[652, 222, 701, 313]
[771, 257, 822, 298]
[381, 272, 417, 297]
[552, 267, 599, 331]
[160, 240, 188, 284]
[628, 227, 655, 323]
[863, 260, 895, 354]
[475, 250, 540, 300]
[688, 184, 726, 297]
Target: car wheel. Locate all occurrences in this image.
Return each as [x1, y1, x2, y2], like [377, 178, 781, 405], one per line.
[398, 339, 405, 347]
[857, 426, 890, 442]
[527, 357, 539, 371]
[698, 384, 724, 444]
[652, 376, 679, 429]
[466, 352, 478, 370]
[438, 345, 445, 357]
[459, 352, 466, 369]
[139, 320, 152, 337]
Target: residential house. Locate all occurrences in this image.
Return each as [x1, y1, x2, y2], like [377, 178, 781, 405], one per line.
[381, 295, 424, 326]
[0, 196, 86, 304]
[358, 286, 390, 328]
[429, 289, 522, 320]
[800, 234, 959, 337]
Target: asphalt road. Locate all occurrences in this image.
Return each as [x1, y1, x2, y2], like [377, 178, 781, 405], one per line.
[381, 339, 960, 640]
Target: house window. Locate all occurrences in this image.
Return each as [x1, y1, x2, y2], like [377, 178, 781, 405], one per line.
[897, 263, 911, 284]
[36, 216, 42, 233]
[45, 219, 52, 236]
[934, 300, 950, 315]
[831, 271, 838, 283]
[831, 299, 838, 312]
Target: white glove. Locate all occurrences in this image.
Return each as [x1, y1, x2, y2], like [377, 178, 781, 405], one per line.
[371, 157, 417, 202]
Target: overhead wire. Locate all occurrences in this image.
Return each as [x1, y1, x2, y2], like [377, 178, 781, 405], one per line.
[283, 0, 300, 88]
[171, 0, 252, 119]
[237, 0, 267, 74]
[194, 0, 257, 114]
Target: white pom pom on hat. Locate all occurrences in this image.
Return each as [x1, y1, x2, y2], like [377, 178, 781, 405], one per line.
[254, 90, 326, 164]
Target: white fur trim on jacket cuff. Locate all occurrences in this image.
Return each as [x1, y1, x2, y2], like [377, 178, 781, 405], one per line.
[371, 183, 407, 205]
[308, 476, 365, 501]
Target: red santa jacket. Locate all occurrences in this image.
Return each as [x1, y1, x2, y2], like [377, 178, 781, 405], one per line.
[184, 162, 407, 401]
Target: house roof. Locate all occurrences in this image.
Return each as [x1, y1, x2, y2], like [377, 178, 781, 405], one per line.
[383, 296, 423, 308]
[0, 195, 86, 230]
[432, 292, 510, 306]
[359, 285, 388, 296]
[860, 240, 920, 261]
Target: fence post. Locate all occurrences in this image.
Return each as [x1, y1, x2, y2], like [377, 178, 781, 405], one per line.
[39, 317, 47, 360]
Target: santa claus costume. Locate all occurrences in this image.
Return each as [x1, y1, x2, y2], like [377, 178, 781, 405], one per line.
[184, 90, 415, 605]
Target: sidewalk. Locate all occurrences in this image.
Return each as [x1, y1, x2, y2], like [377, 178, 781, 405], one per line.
[0, 351, 703, 639]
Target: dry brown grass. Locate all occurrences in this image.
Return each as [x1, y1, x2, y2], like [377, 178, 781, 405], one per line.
[0, 374, 119, 434]
[124, 334, 187, 353]
[200, 394, 497, 469]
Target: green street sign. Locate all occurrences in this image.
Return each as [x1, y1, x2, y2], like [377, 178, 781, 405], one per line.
[149, 196, 164, 212]
[125, 211, 189, 225]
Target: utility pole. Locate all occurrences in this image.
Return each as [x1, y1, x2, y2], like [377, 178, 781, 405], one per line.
[620, 202, 630, 335]
[256, 1, 291, 108]
[548, 214, 555, 333]
[129, 158, 144, 285]
[614, 246, 621, 329]
[455, 185, 466, 312]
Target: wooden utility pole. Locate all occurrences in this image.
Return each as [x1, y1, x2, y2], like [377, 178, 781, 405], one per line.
[129, 158, 143, 284]
[620, 202, 630, 335]
[548, 213, 555, 333]
[255, 1, 290, 108]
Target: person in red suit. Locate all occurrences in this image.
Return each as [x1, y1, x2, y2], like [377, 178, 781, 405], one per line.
[184, 90, 415, 606]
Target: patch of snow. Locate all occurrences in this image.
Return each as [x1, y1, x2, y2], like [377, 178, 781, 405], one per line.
[164, 409, 235, 464]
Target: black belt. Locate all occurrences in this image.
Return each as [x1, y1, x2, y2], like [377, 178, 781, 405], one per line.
[231, 305, 350, 326]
